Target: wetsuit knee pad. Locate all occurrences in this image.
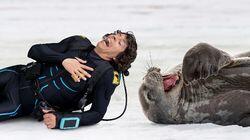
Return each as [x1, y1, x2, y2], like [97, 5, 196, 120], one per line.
[59, 117, 80, 130]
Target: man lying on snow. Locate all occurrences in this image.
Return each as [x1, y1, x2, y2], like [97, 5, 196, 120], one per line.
[0, 30, 137, 130]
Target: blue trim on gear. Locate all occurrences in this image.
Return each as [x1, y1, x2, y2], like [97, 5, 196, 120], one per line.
[9, 112, 18, 117]
[60, 77, 77, 93]
[53, 80, 60, 90]
[50, 67, 53, 76]
[0, 104, 21, 116]
[38, 76, 46, 80]
[55, 66, 58, 71]
[39, 84, 48, 93]
[60, 117, 80, 130]
[0, 69, 18, 74]
[34, 99, 38, 108]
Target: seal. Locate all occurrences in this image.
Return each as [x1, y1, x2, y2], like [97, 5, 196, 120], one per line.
[139, 43, 250, 126]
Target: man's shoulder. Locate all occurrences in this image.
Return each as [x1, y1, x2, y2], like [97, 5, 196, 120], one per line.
[102, 68, 121, 86]
[61, 35, 94, 50]
[66, 35, 91, 43]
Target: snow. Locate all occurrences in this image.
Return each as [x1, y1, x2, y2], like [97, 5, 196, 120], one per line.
[1, 0, 250, 139]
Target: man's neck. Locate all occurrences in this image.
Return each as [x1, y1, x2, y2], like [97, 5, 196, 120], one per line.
[93, 48, 111, 61]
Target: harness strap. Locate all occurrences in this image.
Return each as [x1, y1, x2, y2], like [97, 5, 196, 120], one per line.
[78, 62, 113, 111]
[102, 73, 128, 121]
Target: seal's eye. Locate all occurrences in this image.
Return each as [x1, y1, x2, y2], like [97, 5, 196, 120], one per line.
[147, 93, 153, 101]
[146, 90, 157, 102]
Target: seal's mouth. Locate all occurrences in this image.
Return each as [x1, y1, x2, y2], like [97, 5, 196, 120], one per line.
[162, 74, 179, 92]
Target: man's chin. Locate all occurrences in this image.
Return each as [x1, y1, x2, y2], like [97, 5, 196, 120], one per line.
[96, 41, 108, 51]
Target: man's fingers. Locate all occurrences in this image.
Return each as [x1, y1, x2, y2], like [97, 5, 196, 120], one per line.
[78, 69, 91, 78]
[44, 118, 52, 126]
[45, 120, 55, 129]
[47, 125, 53, 129]
[43, 115, 56, 129]
[42, 109, 54, 114]
[80, 65, 94, 71]
[77, 68, 86, 76]
[75, 57, 87, 64]
[43, 115, 50, 120]
[44, 119, 50, 124]
[42, 109, 49, 114]
[43, 113, 53, 119]
[71, 73, 80, 82]
[77, 69, 91, 78]
[45, 121, 53, 128]
[75, 70, 86, 81]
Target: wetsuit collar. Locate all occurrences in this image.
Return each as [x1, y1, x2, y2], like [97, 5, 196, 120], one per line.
[91, 49, 110, 61]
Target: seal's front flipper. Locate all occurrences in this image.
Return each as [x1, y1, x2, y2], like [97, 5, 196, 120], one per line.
[182, 43, 232, 84]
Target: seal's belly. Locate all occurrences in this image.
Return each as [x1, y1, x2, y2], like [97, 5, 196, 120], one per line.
[184, 90, 250, 124]
[182, 66, 250, 124]
[208, 66, 250, 93]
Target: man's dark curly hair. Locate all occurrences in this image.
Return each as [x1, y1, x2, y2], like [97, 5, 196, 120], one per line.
[103, 30, 137, 75]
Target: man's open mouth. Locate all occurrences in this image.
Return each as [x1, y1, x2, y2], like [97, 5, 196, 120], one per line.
[104, 38, 109, 47]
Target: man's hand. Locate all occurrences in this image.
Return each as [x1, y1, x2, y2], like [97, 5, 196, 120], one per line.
[62, 57, 94, 82]
[42, 109, 57, 129]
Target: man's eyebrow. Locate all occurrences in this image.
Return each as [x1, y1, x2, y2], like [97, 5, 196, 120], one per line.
[122, 39, 128, 47]
[121, 34, 128, 46]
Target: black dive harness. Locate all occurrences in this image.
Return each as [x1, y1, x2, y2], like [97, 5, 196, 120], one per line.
[77, 62, 128, 121]
[23, 60, 128, 129]
[78, 61, 128, 121]
[23, 60, 128, 128]
[102, 73, 128, 121]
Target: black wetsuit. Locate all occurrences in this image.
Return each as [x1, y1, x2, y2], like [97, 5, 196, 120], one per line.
[0, 36, 119, 127]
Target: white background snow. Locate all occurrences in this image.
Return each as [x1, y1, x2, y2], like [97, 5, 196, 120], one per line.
[0, 0, 250, 139]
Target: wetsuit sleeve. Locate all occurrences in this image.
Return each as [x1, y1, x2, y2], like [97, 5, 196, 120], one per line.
[27, 36, 91, 63]
[54, 69, 118, 129]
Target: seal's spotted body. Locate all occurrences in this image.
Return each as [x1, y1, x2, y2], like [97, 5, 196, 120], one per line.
[139, 43, 250, 126]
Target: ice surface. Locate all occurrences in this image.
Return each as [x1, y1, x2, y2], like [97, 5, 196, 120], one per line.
[0, 0, 250, 139]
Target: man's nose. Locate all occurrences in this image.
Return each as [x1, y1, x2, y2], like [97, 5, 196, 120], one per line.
[115, 35, 122, 41]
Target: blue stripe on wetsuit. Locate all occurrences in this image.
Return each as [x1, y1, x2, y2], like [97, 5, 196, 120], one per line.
[60, 77, 77, 93]
[39, 84, 48, 93]
[53, 80, 60, 90]
[0, 69, 18, 74]
[50, 67, 53, 76]
[0, 69, 19, 117]
[0, 104, 21, 116]
[34, 99, 38, 108]
[38, 76, 46, 80]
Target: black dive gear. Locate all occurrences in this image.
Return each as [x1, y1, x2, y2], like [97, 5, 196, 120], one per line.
[0, 35, 129, 130]
[21, 62, 42, 80]
[102, 72, 128, 121]
[59, 117, 80, 130]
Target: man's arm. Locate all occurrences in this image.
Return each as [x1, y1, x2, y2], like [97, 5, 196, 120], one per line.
[44, 69, 118, 129]
[27, 35, 92, 63]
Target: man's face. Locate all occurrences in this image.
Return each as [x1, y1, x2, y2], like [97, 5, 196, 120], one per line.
[97, 32, 128, 59]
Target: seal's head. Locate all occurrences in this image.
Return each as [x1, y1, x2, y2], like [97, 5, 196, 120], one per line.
[139, 66, 182, 124]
